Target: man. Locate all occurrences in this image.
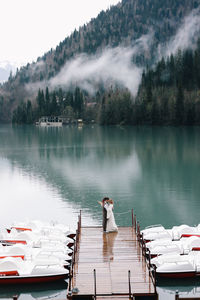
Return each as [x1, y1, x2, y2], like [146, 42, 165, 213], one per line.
[98, 197, 109, 232]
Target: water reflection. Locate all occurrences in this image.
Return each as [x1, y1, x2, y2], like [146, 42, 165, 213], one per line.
[130, 127, 200, 228]
[157, 278, 200, 300]
[0, 125, 142, 226]
[103, 232, 118, 262]
[0, 281, 67, 300]
[0, 157, 84, 227]
[0, 125, 200, 229]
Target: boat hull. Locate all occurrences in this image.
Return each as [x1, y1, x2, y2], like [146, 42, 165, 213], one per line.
[0, 273, 68, 285]
[157, 271, 196, 279]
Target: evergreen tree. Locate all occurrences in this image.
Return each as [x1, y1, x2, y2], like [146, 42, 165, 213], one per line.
[50, 92, 59, 115]
[74, 87, 84, 117]
[175, 84, 184, 125]
[37, 89, 45, 116]
[182, 49, 194, 90]
[58, 88, 64, 112]
[151, 99, 159, 125]
[45, 87, 50, 115]
[185, 100, 195, 125]
[26, 100, 33, 123]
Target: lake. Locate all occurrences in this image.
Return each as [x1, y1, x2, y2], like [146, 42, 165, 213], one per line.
[0, 124, 200, 299]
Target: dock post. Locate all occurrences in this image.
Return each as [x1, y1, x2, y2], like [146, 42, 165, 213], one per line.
[131, 209, 134, 228]
[153, 265, 157, 294]
[175, 290, 179, 300]
[141, 233, 146, 256]
[137, 222, 140, 242]
[134, 214, 137, 233]
[68, 273, 71, 293]
[94, 269, 97, 300]
[79, 209, 82, 230]
[128, 270, 132, 299]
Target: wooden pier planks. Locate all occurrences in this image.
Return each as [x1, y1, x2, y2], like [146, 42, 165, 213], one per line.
[69, 226, 156, 299]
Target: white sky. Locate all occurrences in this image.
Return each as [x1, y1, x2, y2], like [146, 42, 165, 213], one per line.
[0, 0, 120, 67]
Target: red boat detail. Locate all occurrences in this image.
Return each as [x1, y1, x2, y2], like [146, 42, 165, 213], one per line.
[0, 270, 19, 276]
[0, 255, 25, 260]
[11, 227, 32, 232]
[0, 273, 68, 284]
[192, 247, 200, 251]
[181, 234, 200, 238]
[157, 271, 196, 278]
[0, 240, 27, 245]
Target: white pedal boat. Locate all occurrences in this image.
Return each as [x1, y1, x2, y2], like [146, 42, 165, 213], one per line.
[0, 257, 68, 284]
[141, 224, 200, 242]
[0, 244, 71, 268]
[151, 252, 188, 268]
[151, 252, 200, 278]
[146, 236, 200, 257]
[7, 220, 76, 239]
[0, 220, 74, 273]
[0, 229, 74, 249]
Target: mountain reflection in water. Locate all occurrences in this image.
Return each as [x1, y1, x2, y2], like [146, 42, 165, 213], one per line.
[0, 125, 200, 228]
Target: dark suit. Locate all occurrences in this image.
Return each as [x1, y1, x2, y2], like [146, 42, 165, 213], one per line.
[103, 205, 107, 231]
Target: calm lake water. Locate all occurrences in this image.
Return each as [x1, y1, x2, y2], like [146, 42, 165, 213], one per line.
[0, 124, 200, 299]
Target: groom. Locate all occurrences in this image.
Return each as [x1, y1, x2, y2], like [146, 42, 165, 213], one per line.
[98, 197, 109, 232]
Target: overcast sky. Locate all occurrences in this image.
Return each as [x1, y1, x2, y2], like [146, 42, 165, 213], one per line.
[0, 0, 120, 67]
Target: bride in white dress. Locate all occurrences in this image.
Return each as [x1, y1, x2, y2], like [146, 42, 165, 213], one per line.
[104, 199, 118, 233]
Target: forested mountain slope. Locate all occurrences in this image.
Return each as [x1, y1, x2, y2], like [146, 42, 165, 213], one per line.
[1, 0, 200, 122]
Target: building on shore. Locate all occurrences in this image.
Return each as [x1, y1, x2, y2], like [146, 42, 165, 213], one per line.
[36, 116, 83, 126]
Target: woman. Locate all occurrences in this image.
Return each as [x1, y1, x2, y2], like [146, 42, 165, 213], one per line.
[104, 199, 118, 233]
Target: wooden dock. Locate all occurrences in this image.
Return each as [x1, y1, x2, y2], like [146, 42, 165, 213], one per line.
[67, 215, 157, 299]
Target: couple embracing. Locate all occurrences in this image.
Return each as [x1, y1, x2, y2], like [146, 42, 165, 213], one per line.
[98, 197, 118, 233]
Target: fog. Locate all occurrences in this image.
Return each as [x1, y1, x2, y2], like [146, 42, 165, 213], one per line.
[25, 8, 200, 96]
[26, 33, 153, 97]
[164, 8, 200, 58]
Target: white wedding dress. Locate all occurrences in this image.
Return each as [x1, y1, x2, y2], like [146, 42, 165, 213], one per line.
[104, 203, 118, 233]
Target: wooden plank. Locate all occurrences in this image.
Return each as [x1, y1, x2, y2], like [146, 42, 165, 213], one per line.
[68, 226, 156, 299]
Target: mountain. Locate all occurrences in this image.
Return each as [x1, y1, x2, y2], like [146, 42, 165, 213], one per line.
[0, 62, 16, 83]
[1, 0, 200, 122]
